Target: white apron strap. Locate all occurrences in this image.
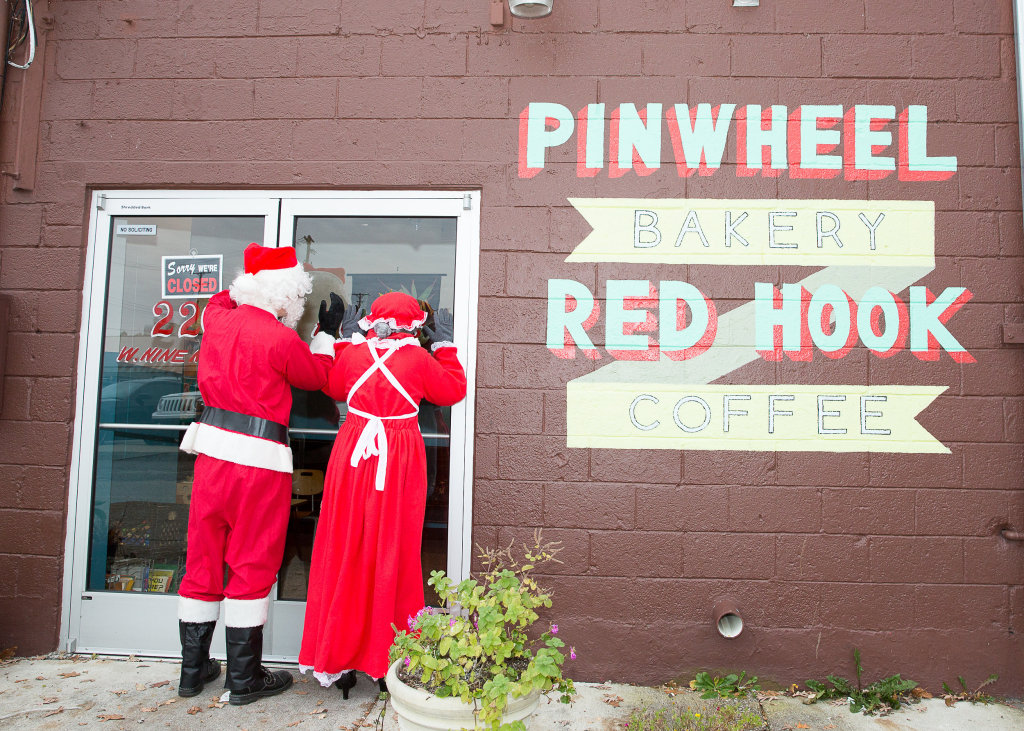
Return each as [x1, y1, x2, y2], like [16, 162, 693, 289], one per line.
[346, 341, 420, 491]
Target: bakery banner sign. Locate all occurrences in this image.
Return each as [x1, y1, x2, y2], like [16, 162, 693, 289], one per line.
[521, 103, 969, 454]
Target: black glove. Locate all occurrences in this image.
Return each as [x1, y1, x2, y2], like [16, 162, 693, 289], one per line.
[317, 292, 345, 338]
[422, 308, 454, 349]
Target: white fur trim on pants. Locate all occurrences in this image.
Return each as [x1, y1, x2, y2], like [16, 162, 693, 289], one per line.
[224, 596, 270, 628]
[178, 596, 221, 623]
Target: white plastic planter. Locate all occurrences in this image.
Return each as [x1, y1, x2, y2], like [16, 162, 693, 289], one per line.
[508, 0, 553, 19]
[386, 660, 541, 731]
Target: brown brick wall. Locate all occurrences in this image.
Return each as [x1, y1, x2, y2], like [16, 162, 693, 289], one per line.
[0, 0, 1021, 690]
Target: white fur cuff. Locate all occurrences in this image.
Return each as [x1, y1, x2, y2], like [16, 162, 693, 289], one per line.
[178, 596, 221, 623]
[310, 331, 337, 356]
[224, 596, 270, 628]
[430, 341, 456, 352]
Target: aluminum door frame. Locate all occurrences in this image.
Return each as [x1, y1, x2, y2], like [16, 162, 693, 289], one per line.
[62, 190, 480, 662]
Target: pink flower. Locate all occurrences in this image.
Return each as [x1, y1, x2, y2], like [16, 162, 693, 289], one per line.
[404, 656, 411, 667]
[407, 615, 415, 630]
[449, 618, 457, 627]
[550, 624, 558, 634]
[570, 646, 577, 660]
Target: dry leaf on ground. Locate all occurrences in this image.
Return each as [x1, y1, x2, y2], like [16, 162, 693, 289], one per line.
[42, 707, 64, 717]
[42, 697, 58, 704]
[149, 680, 169, 688]
[141, 707, 157, 713]
[187, 705, 201, 715]
[602, 694, 623, 707]
[59, 672, 81, 678]
[97, 714, 126, 721]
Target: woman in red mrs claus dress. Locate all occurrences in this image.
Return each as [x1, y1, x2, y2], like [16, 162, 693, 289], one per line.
[299, 292, 467, 693]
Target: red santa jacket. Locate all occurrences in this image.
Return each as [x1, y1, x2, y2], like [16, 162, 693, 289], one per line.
[180, 290, 335, 473]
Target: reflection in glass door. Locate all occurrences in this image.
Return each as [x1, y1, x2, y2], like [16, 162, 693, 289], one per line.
[91, 217, 261, 597]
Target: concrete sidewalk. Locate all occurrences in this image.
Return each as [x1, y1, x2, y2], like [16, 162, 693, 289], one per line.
[1, 655, 1022, 730]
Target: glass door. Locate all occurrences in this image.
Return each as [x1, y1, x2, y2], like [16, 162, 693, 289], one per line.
[269, 195, 478, 657]
[67, 195, 280, 657]
[64, 192, 479, 661]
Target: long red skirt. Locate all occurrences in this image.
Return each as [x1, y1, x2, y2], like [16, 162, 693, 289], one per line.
[299, 414, 428, 683]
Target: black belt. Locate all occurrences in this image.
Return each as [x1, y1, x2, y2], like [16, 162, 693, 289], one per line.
[198, 406, 289, 446]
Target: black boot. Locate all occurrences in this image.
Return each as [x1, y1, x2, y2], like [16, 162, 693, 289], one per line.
[178, 621, 220, 698]
[378, 677, 388, 694]
[224, 625, 293, 705]
[334, 670, 357, 699]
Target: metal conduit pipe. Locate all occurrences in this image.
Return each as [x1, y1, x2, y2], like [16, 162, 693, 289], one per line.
[1016, 1, 1024, 215]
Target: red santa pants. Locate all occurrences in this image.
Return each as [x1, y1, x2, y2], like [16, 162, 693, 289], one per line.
[178, 455, 292, 604]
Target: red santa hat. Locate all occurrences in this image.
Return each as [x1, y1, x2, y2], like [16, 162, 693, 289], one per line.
[358, 291, 428, 333]
[243, 243, 298, 274]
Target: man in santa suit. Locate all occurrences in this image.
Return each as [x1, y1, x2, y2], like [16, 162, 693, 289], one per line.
[175, 243, 344, 705]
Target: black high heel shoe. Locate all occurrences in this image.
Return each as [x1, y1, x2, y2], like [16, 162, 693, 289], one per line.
[334, 670, 357, 699]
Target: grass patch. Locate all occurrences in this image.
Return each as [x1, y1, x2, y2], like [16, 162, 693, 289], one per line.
[624, 700, 764, 731]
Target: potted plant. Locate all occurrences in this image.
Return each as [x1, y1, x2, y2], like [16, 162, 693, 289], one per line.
[388, 532, 576, 730]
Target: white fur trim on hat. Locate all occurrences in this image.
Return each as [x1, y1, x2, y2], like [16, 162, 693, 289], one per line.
[224, 596, 270, 628]
[357, 313, 428, 332]
[351, 333, 421, 350]
[180, 422, 293, 474]
[310, 331, 337, 356]
[229, 264, 312, 330]
[178, 596, 221, 623]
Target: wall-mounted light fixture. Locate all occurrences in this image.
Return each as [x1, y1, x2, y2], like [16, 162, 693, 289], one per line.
[713, 600, 744, 638]
[733, 0, 760, 6]
[509, 0, 553, 18]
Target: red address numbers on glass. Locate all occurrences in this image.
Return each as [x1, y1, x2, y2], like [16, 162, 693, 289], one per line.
[151, 300, 202, 338]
